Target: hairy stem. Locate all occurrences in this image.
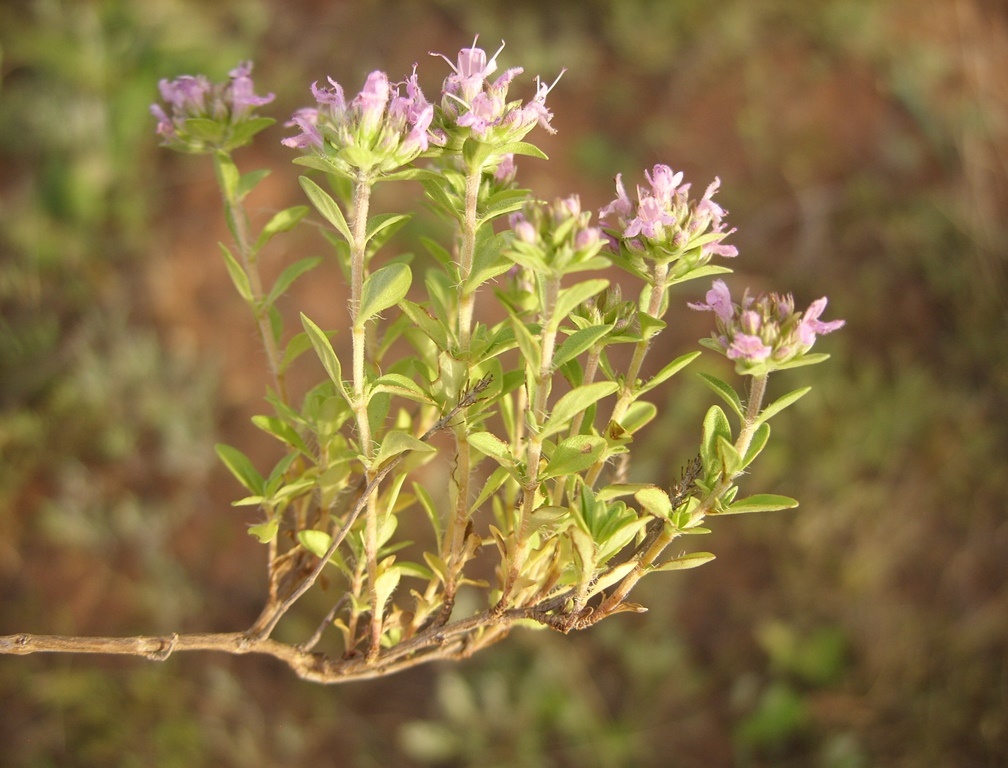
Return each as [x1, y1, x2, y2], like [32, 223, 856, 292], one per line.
[441, 161, 484, 612]
[345, 173, 382, 657]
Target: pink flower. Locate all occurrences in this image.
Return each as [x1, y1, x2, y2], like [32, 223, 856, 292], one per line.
[228, 61, 275, 117]
[598, 166, 735, 262]
[281, 109, 322, 149]
[432, 38, 562, 146]
[645, 165, 685, 204]
[283, 65, 439, 174]
[151, 61, 274, 152]
[727, 334, 772, 362]
[688, 279, 734, 322]
[797, 297, 845, 345]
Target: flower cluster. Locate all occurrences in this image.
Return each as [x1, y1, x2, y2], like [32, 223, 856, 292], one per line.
[282, 67, 439, 176]
[432, 38, 563, 155]
[507, 196, 605, 276]
[150, 62, 275, 153]
[690, 279, 845, 373]
[600, 164, 737, 265]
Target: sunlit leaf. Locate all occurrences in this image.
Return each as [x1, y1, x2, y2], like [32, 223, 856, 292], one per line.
[358, 263, 412, 326]
[541, 435, 607, 479]
[215, 443, 263, 494]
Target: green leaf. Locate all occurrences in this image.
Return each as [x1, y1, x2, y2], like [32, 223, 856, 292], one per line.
[279, 331, 314, 373]
[371, 373, 433, 404]
[248, 519, 279, 544]
[227, 117, 275, 149]
[494, 140, 549, 160]
[770, 353, 831, 371]
[264, 256, 322, 308]
[271, 477, 315, 504]
[218, 243, 252, 303]
[554, 279, 610, 322]
[371, 429, 436, 470]
[552, 324, 612, 369]
[637, 312, 666, 340]
[638, 351, 701, 395]
[254, 205, 310, 253]
[634, 486, 673, 518]
[413, 482, 441, 542]
[373, 566, 401, 613]
[621, 401, 657, 434]
[697, 372, 745, 418]
[470, 465, 511, 513]
[251, 415, 310, 455]
[717, 435, 743, 477]
[365, 212, 411, 246]
[297, 529, 334, 559]
[478, 189, 530, 225]
[236, 168, 271, 201]
[358, 263, 412, 326]
[292, 155, 343, 175]
[400, 299, 450, 351]
[299, 176, 353, 242]
[742, 422, 771, 468]
[338, 144, 378, 171]
[666, 263, 733, 287]
[596, 483, 654, 501]
[300, 313, 346, 396]
[587, 560, 639, 597]
[541, 435, 607, 480]
[509, 315, 541, 372]
[721, 494, 799, 515]
[701, 405, 732, 476]
[757, 386, 811, 424]
[652, 551, 716, 571]
[462, 231, 512, 293]
[540, 381, 619, 439]
[215, 443, 263, 494]
[467, 431, 516, 469]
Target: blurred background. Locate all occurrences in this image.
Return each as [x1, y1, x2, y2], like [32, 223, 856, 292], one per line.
[1, 0, 1006, 766]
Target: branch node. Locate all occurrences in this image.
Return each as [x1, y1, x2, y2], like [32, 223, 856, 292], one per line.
[146, 633, 179, 662]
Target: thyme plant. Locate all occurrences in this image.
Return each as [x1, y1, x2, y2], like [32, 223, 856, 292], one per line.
[0, 42, 843, 683]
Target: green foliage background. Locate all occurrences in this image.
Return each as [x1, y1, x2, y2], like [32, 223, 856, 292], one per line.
[1, 0, 1005, 766]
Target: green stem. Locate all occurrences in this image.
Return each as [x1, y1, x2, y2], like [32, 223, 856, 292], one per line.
[585, 261, 669, 488]
[442, 162, 484, 610]
[498, 274, 561, 609]
[596, 372, 770, 613]
[214, 153, 288, 404]
[346, 173, 381, 657]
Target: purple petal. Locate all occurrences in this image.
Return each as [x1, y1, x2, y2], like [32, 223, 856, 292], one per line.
[727, 333, 772, 362]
